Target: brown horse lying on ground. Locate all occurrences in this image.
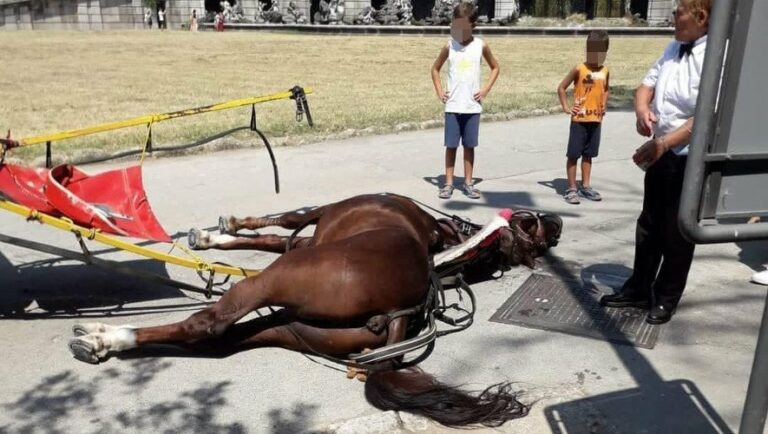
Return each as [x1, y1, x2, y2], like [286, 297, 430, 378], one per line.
[69, 193, 562, 427]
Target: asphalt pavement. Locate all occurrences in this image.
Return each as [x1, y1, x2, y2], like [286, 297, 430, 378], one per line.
[1, 112, 766, 434]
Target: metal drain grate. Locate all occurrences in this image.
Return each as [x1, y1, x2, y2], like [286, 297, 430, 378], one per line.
[490, 273, 661, 349]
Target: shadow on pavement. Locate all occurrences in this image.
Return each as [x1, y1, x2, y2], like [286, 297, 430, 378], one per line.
[0, 359, 246, 434]
[0, 250, 199, 318]
[268, 402, 320, 434]
[545, 379, 733, 434]
[533, 256, 735, 433]
[538, 178, 571, 196]
[735, 239, 768, 273]
[423, 175, 485, 189]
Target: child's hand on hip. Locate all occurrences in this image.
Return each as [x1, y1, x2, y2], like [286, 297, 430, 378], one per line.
[438, 90, 450, 103]
[570, 104, 582, 116]
[473, 88, 488, 102]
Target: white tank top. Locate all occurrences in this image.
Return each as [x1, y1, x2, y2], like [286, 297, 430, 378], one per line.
[445, 37, 483, 114]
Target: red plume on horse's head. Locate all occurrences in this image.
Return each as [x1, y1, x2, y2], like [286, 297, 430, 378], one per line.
[497, 208, 513, 221]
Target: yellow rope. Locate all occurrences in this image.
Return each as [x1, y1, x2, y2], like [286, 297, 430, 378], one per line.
[172, 241, 211, 271]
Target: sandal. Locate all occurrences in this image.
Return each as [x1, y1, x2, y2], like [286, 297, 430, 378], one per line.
[578, 186, 603, 201]
[438, 184, 454, 199]
[564, 188, 580, 204]
[463, 183, 481, 199]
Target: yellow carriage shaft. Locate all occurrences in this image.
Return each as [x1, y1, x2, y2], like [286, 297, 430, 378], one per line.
[0, 198, 260, 278]
[8, 88, 313, 147]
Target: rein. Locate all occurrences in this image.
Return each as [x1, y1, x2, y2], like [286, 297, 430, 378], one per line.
[384, 192, 481, 231]
[285, 216, 319, 252]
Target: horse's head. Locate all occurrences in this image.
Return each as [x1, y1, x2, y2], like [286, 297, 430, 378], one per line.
[496, 211, 563, 270]
[434, 210, 562, 278]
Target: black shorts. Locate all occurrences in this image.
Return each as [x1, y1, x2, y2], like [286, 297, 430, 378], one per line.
[567, 121, 601, 159]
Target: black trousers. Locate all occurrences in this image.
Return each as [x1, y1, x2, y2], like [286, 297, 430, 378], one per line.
[623, 151, 695, 309]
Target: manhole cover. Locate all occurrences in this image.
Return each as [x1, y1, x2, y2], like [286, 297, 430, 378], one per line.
[490, 274, 661, 349]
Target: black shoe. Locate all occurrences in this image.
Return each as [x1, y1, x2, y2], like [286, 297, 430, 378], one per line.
[646, 305, 675, 325]
[600, 292, 650, 309]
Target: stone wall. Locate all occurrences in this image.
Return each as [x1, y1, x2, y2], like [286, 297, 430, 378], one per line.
[646, 0, 672, 26]
[0, 0, 151, 30]
[0, 0, 668, 29]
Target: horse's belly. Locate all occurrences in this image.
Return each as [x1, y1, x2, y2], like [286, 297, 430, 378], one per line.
[269, 228, 429, 323]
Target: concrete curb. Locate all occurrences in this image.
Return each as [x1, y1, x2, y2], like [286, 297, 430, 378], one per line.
[204, 23, 674, 36]
[322, 411, 432, 433]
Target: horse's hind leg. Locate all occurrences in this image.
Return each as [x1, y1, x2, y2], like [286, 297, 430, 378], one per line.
[69, 275, 272, 363]
[190, 313, 388, 358]
[71, 309, 388, 363]
[188, 229, 312, 252]
[220, 206, 325, 235]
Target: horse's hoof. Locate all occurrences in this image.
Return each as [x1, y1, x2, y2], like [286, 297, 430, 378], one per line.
[69, 337, 101, 364]
[219, 216, 237, 235]
[188, 228, 209, 250]
[72, 322, 111, 337]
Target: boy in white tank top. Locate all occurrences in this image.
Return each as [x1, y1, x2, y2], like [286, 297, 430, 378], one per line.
[430, 3, 500, 200]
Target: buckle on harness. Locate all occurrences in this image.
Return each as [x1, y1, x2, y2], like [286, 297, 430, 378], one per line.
[290, 86, 306, 123]
[453, 217, 474, 237]
[366, 314, 389, 334]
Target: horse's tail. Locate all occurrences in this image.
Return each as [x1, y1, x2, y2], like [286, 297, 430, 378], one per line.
[364, 367, 529, 428]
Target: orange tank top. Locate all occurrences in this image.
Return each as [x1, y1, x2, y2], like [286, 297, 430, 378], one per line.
[572, 63, 609, 123]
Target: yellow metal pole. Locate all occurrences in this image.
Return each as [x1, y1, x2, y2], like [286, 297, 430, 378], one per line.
[15, 88, 313, 147]
[0, 198, 260, 278]
[0, 88, 310, 276]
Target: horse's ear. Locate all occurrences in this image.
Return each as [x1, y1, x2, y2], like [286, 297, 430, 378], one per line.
[539, 214, 563, 247]
[496, 229, 515, 267]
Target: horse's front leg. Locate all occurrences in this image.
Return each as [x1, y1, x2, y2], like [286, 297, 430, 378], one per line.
[219, 206, 325, 235]
[188, 229, 312, 252]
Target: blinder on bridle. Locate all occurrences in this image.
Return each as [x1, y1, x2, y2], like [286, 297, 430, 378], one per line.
[498, 211, 563, 269]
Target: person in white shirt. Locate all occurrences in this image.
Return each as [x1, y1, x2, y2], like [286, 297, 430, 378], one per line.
[144, 9, 153, 29]
[754, 270, 768, 286]
[430, 2, 500, 200]
[158, 8, 166, 29]
[601, 0, 711, 325]
[747, 216, 768, 285]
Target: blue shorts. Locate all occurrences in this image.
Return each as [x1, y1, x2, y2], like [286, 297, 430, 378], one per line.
[444, 113, 480, 149]
[567, 121, 601, 159]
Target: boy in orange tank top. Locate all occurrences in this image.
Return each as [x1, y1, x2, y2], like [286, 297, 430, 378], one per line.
[557, 30, 610, 204]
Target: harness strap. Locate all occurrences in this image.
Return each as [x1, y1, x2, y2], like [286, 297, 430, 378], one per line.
[384, 192, 481, 231]
[365, 259, 442, 334]
[285, 216, 319, 252]
[279, 259, 472, 371]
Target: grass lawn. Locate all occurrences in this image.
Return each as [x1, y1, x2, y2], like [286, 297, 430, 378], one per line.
[0, 31, 668, 162]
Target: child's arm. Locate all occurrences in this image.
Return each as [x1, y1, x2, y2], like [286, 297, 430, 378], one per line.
[601, 70, 610, 117]
[475, 42, 500, 102]
[431, 46, 450, 102]
[557, 67, 579, 115]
